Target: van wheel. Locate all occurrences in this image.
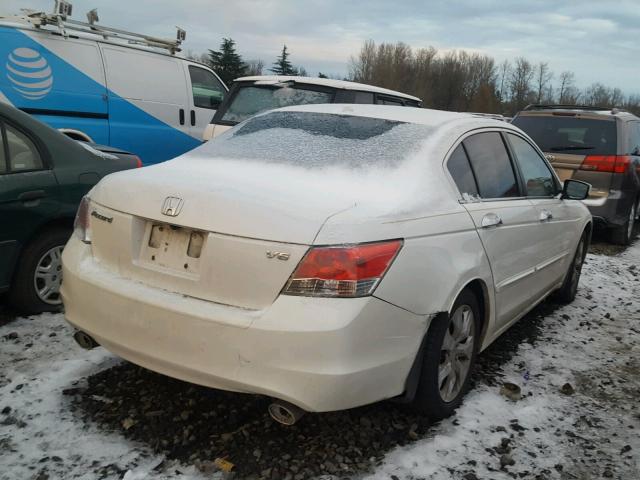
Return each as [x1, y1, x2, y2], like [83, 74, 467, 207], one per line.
[9, 228, 70, 315]
[411, 289, 480, 420]
[610, 201, 637, 246]
[555, 232, 587, 304]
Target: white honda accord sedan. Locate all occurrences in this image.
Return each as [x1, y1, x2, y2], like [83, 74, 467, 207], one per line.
[61, 104, 592, 423]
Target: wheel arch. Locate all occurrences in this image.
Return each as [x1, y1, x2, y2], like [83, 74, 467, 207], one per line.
[397, 278, 491, 404]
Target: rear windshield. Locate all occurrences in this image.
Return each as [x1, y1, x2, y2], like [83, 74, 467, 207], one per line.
[512, 115, 617, 155]
[221, 85, 334, 124]
[204, 111, 432, 169]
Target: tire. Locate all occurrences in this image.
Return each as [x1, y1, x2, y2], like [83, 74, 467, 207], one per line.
[411, 289, 481, 420]
[610, 201, 637, 246]
[555, 231, 587, 304]
[8, 227, 71, 315]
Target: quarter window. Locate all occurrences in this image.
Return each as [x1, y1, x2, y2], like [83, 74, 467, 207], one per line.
[463, 132, 519, 199]
[188, 66, 226, 109]
[447, 144, 478, 197]
[5, 124, 43, 171]
[507, 134, 557, 197]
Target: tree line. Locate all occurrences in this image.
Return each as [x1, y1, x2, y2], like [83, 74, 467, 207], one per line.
[187, 38, 640, 116]
[349, 40, 640, 116]
[186, 39, 310, 86]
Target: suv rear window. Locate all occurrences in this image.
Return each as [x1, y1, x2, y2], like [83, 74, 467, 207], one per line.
[221, 85, 334, 124]
[512, 115, 617, 155]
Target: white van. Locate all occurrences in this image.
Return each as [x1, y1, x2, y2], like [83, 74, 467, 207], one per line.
[0, 4, 227, 164]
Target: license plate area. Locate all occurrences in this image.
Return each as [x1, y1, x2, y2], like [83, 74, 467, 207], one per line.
[140, 222, 206, 275]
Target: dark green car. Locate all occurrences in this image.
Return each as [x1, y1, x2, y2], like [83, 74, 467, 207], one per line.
[0, 103, 140, 314]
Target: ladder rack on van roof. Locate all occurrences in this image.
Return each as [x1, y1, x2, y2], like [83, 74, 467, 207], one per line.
[17, 1, 186, 54]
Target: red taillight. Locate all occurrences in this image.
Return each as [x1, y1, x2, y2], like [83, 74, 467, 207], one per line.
[580, 155, 630, 174]
[134, 156, 143, 168]
[73, 196, 92, 243]
[282, 240, 403, 297]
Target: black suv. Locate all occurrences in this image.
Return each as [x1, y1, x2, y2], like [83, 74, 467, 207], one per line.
[513, 105, 640, 244]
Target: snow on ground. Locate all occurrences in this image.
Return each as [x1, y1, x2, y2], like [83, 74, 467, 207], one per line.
[369, 241, 640, 480]
[0, 241, 638, 480]
[0, 314, 206, 480]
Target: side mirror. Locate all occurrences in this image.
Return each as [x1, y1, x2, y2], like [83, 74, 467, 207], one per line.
[562, 179, 590, 200]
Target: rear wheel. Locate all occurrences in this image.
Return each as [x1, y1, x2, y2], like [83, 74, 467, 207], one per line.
[610, 201, 637, 246]
[555, 232, 587, 304]
[8, 228, 70, 315]
[412, 289, 480, 420]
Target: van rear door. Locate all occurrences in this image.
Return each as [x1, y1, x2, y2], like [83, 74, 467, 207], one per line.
[183, 63, 227, 140]
[0, 26, 109, 144]
[100, 45, 199, 164]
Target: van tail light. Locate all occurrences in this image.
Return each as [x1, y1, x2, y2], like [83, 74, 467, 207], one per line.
[282, 240, 403, 298]
[580, 155, 631, 173]
[73, 196, 92, 244]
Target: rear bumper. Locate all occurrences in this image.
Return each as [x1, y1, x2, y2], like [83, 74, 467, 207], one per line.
[583, 191, 636, 228]
[60, 237, 430, 412]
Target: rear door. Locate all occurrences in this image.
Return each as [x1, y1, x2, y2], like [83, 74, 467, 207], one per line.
[451, 131, 543, 329]
[100, 45, 199, 164]
[0, 119, 58, 289]
[505, 132, 576, 286]
[0, 27, 109, 144]
[183, 63, 227, 139]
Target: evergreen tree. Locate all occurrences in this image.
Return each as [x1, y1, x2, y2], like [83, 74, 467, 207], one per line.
[270, 45, 295, 75]
[318, 72, 328, 78]
[208, 38, 246, 85]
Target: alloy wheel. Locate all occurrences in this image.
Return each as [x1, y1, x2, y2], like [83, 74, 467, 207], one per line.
[33, 245, 64, 305]
[439, 304, 475, 403]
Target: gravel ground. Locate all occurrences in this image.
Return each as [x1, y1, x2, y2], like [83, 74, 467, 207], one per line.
[0, 239, 638, 480]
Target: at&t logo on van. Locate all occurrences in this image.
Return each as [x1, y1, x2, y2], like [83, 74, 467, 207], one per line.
[6, 47, 53, 100]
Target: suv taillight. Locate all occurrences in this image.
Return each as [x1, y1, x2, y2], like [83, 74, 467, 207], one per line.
[73, 196, 92, 243]
[580, 155, 631, 173]
[282, 240, 403, 298]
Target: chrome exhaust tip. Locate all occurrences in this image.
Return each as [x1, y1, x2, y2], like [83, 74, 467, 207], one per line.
[73, 330, 98, 350]
[267, 400, 306, 426]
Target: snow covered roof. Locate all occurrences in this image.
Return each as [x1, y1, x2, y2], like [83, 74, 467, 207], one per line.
[234, 76, 421, 102]
[274, 103, 517, 131]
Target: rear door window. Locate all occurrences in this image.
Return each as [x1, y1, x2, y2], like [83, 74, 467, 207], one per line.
[629, 122, 640, 155]
[188, 66, 226, 109]
[447, 144, 478, 197]
[512, 115, 617, 155]
[507, 134, 557, 197]
[376, 96, 404, 106]
[5, 124, 43, 172]
[463, 132, 519, 199]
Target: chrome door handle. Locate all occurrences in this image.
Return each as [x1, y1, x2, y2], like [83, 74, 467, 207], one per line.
[481, 213, 503, 228]
[539, 209, 553, 222]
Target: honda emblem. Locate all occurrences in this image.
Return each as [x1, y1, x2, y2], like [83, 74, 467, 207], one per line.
[161, 196, 183, 217]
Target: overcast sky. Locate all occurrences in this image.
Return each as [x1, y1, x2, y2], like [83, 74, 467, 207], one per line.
[3, 0, 639, 93]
